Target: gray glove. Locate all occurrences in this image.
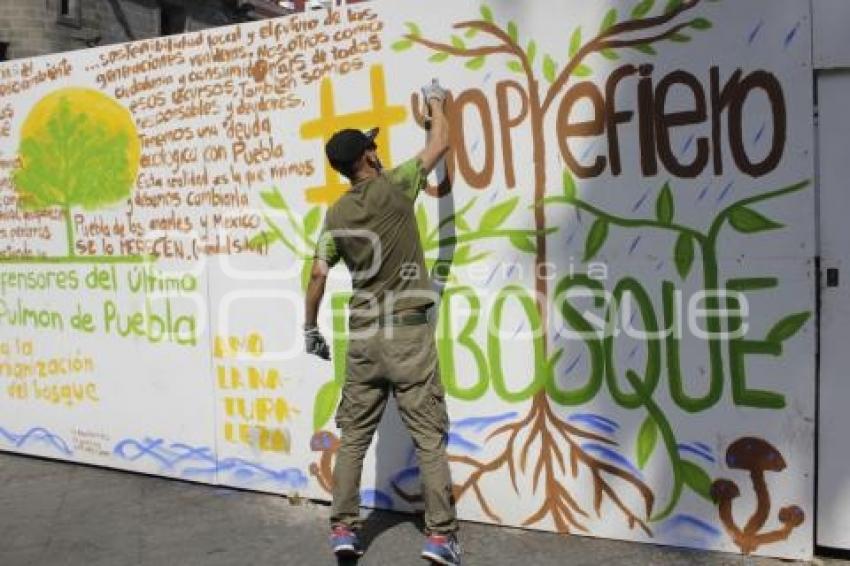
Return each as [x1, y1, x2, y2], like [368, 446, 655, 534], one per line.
[421, 78, 448, 105]
[305, 326, 330, 360]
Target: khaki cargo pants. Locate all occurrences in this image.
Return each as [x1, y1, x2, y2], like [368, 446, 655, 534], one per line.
[330, 321, 458, 535]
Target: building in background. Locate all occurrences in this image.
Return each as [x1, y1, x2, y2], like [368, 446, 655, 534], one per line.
[0, 0, 314, 61]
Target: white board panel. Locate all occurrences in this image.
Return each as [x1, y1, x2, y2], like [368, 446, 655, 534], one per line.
[0, 0, 816, 559]
[816, 71, 850, 550]
[813, 0, 850, 69]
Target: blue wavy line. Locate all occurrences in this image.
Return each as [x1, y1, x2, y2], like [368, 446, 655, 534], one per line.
[360, 489, 394, 509]
[659, 513, 722, 537]
[391, 466, 421, 486]
[113, 438, 307, 489]
[451, 412, 518, 433]
[0, 426, 72, 456]
[447, 432, 480, 454]
[581, 443, 642, 477]
[569, 413, 619, 430]
[677, 443, 716, 464]
[568, 415, 616, 435]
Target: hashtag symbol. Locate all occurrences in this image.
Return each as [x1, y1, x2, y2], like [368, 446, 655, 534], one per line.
[300, 65, 408, 204]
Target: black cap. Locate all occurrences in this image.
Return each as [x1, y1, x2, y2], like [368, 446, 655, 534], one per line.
[325, 128, 379, 172]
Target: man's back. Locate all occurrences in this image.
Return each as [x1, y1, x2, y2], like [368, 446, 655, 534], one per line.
[320, 158, 433, 326]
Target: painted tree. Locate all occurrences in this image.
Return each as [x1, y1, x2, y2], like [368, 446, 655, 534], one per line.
[389, 0, 727, 534]
[13, 91, 137, 257]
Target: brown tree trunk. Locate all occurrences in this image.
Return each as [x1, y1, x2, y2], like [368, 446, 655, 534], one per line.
[528, 81, 548, 353]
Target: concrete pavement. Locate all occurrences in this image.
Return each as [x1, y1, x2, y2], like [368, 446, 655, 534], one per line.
[0, 453, 845, 566]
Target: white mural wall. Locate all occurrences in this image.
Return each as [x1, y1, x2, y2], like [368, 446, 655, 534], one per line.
[0, 0, 817, 559]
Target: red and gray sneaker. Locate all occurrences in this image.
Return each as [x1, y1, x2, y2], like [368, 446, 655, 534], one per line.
[330, 525, 364, 558]
[421, 533, 462, 565]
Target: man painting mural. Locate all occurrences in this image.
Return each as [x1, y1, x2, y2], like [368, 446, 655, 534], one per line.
[303, 80, 462, 565]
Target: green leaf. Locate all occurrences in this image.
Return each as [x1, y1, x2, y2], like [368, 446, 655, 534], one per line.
[247, 230, 279, 250]
[690, 17, 713, 30]
[569, 27, 582, 58]
[664, 0, 683, 13]
[313, 380, 341, 431]
[455, 214, 471, 232]
[404, 22, 421, 37]
[454, 245, 473, 264]
[466, 56, 486, 70]
[391, 39, 414, 52]
[728, 206, 783, 233]
[451, 35, 466, 49]
[584, 219, 608, 262]
[260, 189, 288, 210]
[766, 312, 811, 344]
[454, 246, 490, 265]
[506, 60, 524, 74]
[669, 33, 691, 42]
[633, 43, 657, 55]
[526, 40, 537, 64]
[562, 170, 576, 200]
[600, 48, 620, 60]
[631, 0, 655, 19]
[479, 197, 519, 231]
[301, 259, 312, 293]
[507, 21, 518, 43]
[600, 8, 617, 32]
[636, 416, 658, 469]
[509, 233, 536, 253]
[543, 54, 557, 83]
[572, 64, 592, 77]
[656, 181, 674, 224]
[416, 203, 429, 241]
[480, 4, 493, 22]
[681, 460, 713, 502]
[465, 27, 479, 38]
[674, 233, 695, 279]
[303, 206, 321, 237]
[429, 52, 450, 63]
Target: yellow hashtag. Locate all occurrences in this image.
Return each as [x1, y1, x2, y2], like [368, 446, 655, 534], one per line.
[300, 65, 408, 204]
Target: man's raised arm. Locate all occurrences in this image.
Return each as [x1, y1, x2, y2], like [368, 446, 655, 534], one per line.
[416, 80, 450, 175]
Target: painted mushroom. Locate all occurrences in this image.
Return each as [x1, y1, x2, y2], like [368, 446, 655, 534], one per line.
[726, 437, 785, 535]
[309, 431, 340, 494]
[710, 437, 804, 555]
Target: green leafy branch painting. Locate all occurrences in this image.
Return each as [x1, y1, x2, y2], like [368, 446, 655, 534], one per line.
[416, 195, 556, 285]
[545, 173, 811, 519]
[252, 187, 324, 291]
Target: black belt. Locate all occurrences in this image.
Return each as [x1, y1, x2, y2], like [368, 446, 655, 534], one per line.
[379, 311, 429, 327]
